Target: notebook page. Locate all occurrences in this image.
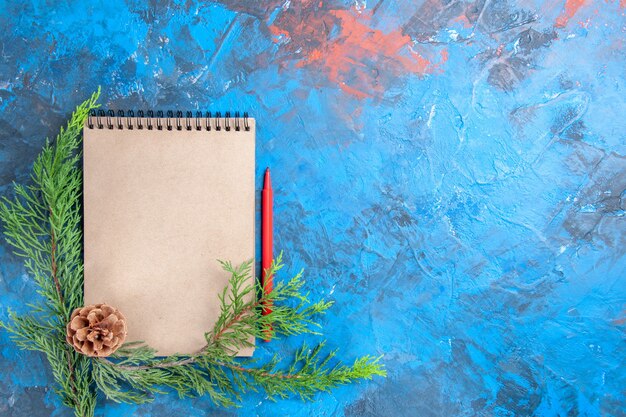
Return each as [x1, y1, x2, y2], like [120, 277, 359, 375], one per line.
[83, 118, 255, 356]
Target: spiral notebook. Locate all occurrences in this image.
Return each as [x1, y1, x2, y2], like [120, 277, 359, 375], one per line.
[83, 111, 255, 356]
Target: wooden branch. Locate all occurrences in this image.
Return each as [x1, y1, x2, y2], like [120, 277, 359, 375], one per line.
[49, 207, 80, 410]
[49, 225, 64, 305]
[99, 299, 264, 372]
[98, 357, 302, 380]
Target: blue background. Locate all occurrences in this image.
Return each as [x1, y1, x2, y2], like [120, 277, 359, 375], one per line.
[1, 0, 625, 416]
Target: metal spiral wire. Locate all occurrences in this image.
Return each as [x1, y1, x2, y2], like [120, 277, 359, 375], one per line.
[87, 109, 251, 131]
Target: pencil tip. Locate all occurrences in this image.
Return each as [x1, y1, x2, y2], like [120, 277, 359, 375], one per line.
[264, 168, 271, 188]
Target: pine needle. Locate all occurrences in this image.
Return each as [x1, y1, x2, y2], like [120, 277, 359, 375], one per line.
[0, 89, 101, 417]
[93, 255, 386, 406]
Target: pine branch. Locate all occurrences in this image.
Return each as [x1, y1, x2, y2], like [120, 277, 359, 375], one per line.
[93, 256, 385, 406]
[1, 90, 385, 415]
[218, 344, 385, 400]
[0, 90, 101, 417]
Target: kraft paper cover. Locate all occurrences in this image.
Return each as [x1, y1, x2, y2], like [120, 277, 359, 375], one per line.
[83, 119, 255, 356]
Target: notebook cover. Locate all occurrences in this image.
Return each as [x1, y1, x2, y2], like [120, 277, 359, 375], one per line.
[83, 118, 255, 356]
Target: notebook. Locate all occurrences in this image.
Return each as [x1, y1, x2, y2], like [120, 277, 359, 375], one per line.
[83, 111, 255, 356]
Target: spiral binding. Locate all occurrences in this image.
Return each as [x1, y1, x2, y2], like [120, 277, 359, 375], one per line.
[87, 110, 250, 132]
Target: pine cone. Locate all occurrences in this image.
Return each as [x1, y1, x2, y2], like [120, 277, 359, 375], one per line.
[66, 304, 127, 357]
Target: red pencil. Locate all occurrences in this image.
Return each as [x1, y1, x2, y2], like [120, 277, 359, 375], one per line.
[261, 168, 273, 341]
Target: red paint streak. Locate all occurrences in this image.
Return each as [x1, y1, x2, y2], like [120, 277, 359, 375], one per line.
[621, 0, 626, 8]
[428, 48, 449, 74]
[440, 49, 449, 64]
[272, 7, 446, 98]
[309, 10, 431, 98]
[452, 14, 473, 28]
[555, 0, 587, 28]
[578, 17, 591, 28]
[269, 25, 290, 39]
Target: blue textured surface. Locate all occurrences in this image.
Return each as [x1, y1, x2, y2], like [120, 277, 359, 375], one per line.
[1, 1, 625, 416]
